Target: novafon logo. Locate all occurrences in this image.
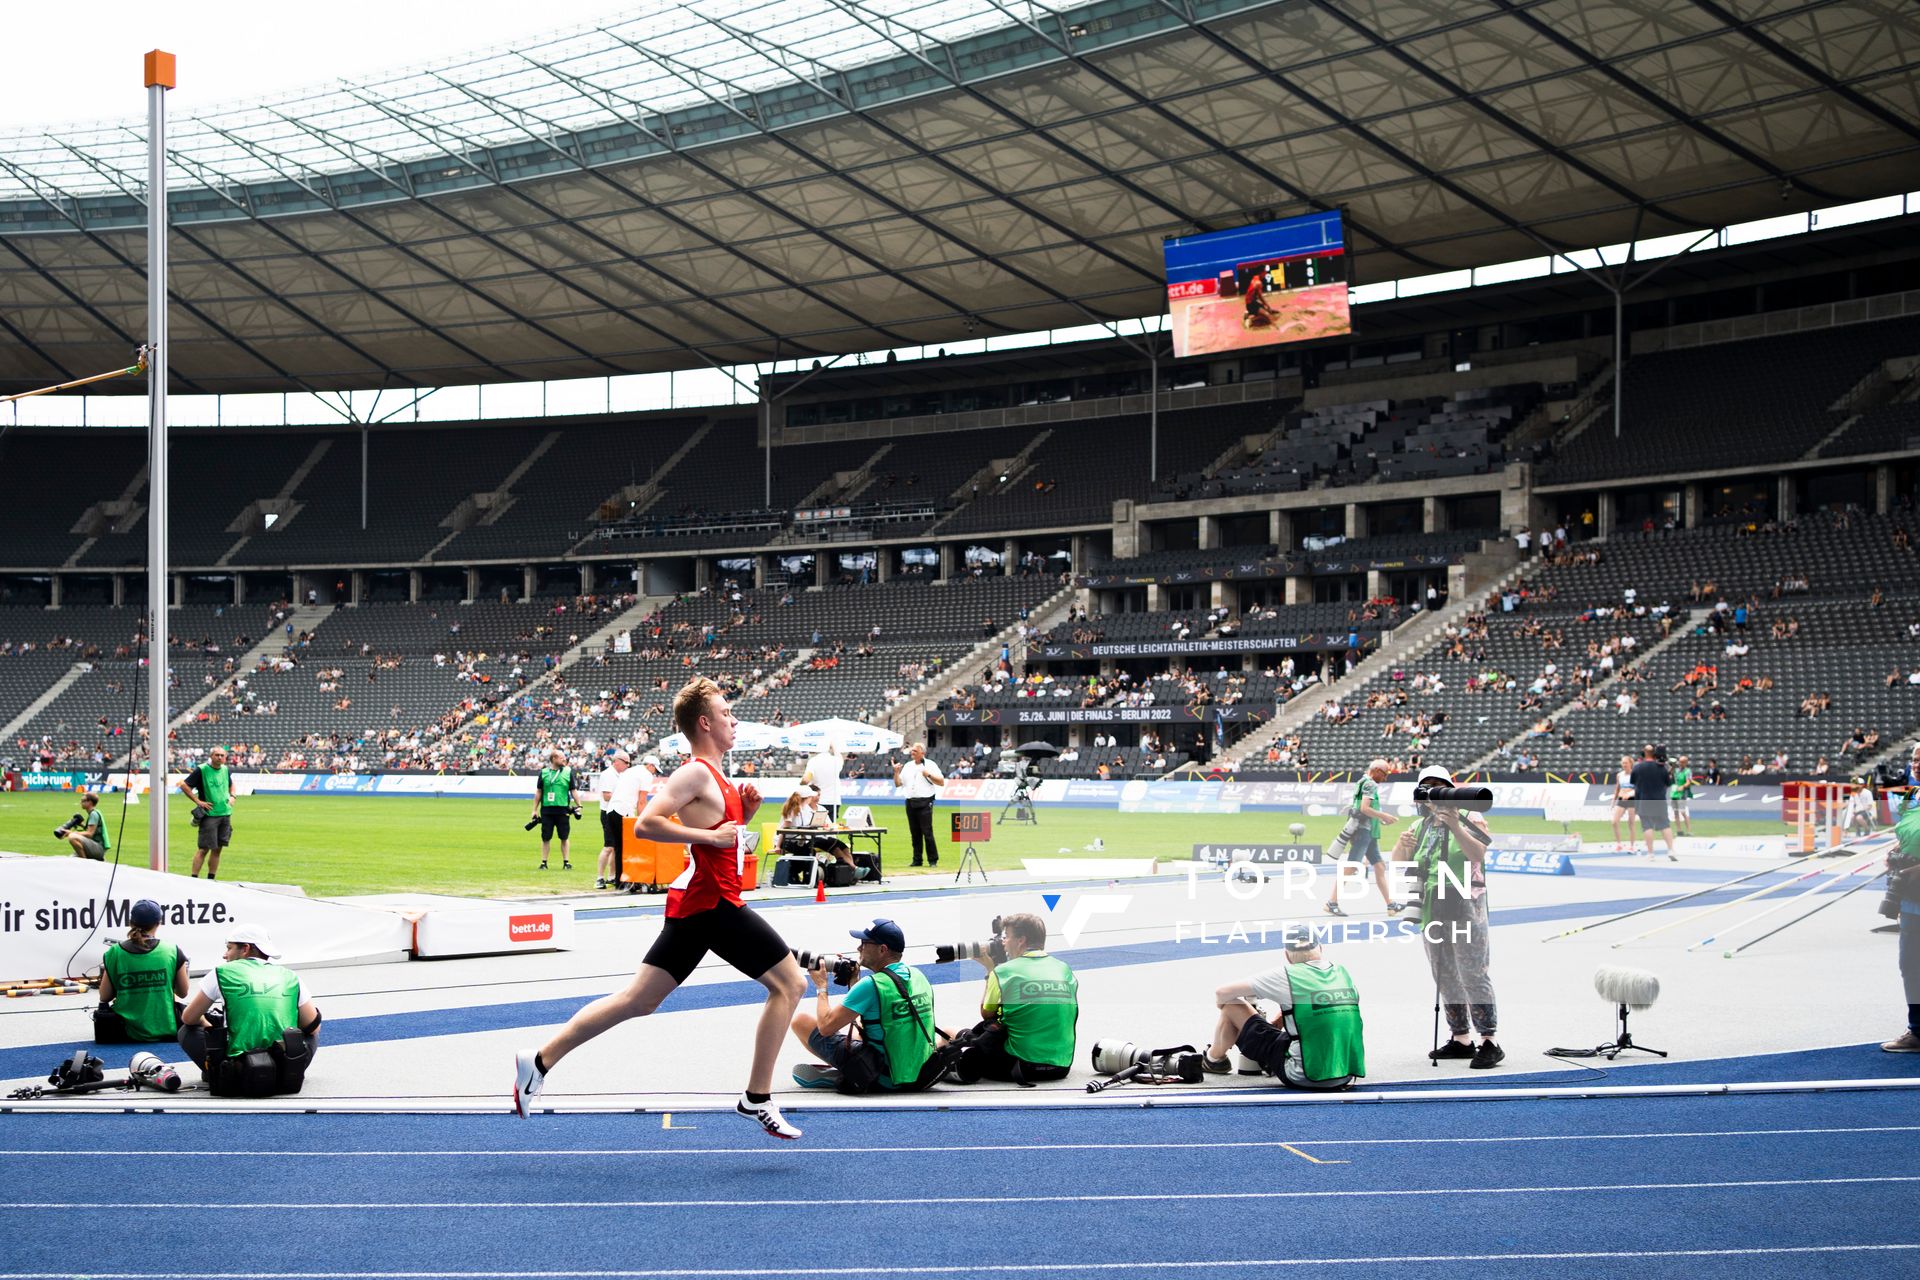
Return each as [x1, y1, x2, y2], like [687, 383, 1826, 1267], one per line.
[508, 914, 554, 943]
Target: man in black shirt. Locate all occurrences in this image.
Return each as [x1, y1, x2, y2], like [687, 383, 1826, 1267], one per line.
[1628, 745, 1677, 861]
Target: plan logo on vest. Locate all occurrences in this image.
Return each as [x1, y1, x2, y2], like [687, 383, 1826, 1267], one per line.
[508, 914, 554, 943]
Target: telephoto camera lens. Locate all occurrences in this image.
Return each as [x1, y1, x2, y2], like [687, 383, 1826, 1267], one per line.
[523, 817, 542, 831]
[791, 949, 859, 988]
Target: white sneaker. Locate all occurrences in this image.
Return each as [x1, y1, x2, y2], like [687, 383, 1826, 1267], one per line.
[512, 1049, 545, 1118]
[736, 1093, 801, 1140]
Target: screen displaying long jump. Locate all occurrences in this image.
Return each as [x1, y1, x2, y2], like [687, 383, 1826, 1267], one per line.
[1162, 210, 1351, 357]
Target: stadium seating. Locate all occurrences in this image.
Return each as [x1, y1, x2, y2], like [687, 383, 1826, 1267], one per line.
[1543, 317, 1920, 483]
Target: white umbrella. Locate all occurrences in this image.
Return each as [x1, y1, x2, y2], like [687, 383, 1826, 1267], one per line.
[783, 717, 903, 755]
[658, 720, 788, 755]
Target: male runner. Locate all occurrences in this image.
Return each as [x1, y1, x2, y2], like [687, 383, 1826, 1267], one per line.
[1324, 758, 1403, 916]
[512, 677, 807, 1139]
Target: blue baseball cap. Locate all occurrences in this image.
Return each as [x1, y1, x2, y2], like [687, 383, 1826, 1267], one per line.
[849, 918, 906, 951]
[130, 899, 164, 929]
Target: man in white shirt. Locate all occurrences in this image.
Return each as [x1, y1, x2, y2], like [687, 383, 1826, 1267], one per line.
[892, 743, 946, 868]
[595, 749, 650, 890]
[802, 742, 844, 822]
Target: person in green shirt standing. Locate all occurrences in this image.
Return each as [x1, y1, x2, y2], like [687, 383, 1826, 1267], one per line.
[789, 918, 940, 1091]
[952, 912, 1078, 1084]
[531, 747, 582, 871]
[1324, 758, 1403, 917]
[1204, 922, 1365, 1089]
[93, 898, 189, 1044]
[178, 745, 236, 880]
[1669, 754, 1696, 836]
[178, 923, 323, 1096]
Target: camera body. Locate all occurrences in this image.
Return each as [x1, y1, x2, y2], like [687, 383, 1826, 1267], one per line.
[792, 948, 860, 988]
[54, 812, 83, 839]
[1881, 852, 1920, 920]
[1413, 783, 1495, 813]
[935, 915, 1006, 965]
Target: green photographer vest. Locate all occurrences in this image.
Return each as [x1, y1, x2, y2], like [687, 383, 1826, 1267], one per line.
[990, 952, 1078, 1068]
[871, 964, 937, 1087]
[1414, 819, 1470, 931]
[196, 765, 233, 817]
[538, 767, 574, 808]
[215, 960, 300, 1057]
[102, 939, 180, 1040]
[1352, 776, 1381, 839]
[83, 810, 110, 852]
[1286, 961, 1365, 1083]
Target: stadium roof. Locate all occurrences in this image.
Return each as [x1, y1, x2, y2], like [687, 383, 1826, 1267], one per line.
[3, 0, 1918, 395]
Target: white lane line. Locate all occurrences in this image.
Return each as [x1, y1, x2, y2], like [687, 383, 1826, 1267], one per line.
[2, 1244, 1917, 1277]
[2, 1124, 1914, 1158]
[2, 1173, 1914, 1210]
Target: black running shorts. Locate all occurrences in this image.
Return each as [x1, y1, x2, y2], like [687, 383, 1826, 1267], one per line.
[642, 900, 789, 984]
[539, 805, 572, 841]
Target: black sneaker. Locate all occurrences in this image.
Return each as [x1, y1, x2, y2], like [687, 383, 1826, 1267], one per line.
[1470, 1040, 1506, 1070]
[563, 862, 572, 871]
[1430, 1040, 1476, 1061]
[1386, 901, 1410, 916]
[1323, 901, 1348, 917]
[537, 862, 548, 871]
[1201, 1055, 1232, 1076]
[595, 878, 606, 889]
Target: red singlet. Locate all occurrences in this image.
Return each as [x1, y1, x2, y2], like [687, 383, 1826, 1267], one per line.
[664, 757, 745, 918]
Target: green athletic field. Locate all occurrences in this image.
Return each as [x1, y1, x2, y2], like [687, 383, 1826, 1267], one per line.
[0, 790, 1787, 899]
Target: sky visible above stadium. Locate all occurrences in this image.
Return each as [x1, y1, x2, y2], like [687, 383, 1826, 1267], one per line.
[0, 0, 591, 125]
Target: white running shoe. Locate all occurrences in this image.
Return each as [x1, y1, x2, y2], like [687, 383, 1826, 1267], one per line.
[736, 1093, 801, 1140]
[512, 1049, 545, 1119]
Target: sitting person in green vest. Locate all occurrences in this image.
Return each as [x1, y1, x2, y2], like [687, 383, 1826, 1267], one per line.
[57, 792, 111, 861]
[93, 898, 190, 1044]
[950, 912, 1079, 1085]
[789, 917, 940, 1092]
[1204, 922, 1365, 1090]
[177, 923, 323, 1097]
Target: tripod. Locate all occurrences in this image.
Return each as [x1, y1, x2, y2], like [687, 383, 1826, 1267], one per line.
[1000, 787, 1036, 824]
[1547, 1002, 1668, 1061]
[953, 842, 989, 883]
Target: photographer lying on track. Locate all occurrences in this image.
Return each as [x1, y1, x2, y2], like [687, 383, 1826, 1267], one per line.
[947, 912, 1078, 1085]
[1204, 922, 1364, 1090]
[1394, 765, 1504, 1069]
[789, 918, 942, 1092]
[177, 924, 322, 1097]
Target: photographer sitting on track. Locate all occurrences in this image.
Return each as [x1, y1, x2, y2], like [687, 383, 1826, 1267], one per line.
[55, 792, 109, 861]
[1203, 922, 1364, 1090]
[178, 924, 322, 1097]
[1394, 765, 1504, 1070]
[94, 898, 189, 1044]
[949, 912, 1078, 1085]
[789, 918, 941, 1092]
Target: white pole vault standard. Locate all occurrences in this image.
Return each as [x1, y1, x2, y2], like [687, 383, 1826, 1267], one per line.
[1542, 856, 1806, 941]
[1687, 853, 1883, 952]
[1610, 856, 1840, 949]
[145, 50, 175, 873]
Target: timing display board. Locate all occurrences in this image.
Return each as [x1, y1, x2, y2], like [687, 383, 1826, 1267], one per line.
[1163, 210, 1351, 357]
[950, 812, 992, 843]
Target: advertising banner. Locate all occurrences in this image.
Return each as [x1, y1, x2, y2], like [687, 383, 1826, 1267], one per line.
[934, 705, 1269, 727]
[0, 853, 411, 981]
[1036, 635, 1349, 659]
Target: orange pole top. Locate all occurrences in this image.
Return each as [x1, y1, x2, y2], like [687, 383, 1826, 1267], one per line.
[144, 50, 176, 90]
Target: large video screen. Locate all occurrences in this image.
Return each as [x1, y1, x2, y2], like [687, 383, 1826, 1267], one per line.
[1163, 210, 1350, 358]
